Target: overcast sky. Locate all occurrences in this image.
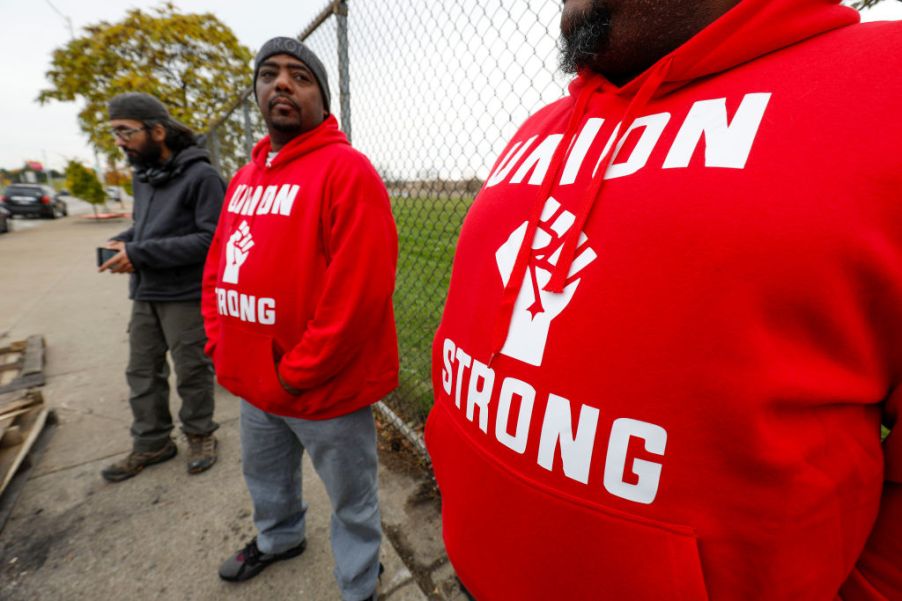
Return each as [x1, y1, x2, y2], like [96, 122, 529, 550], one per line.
[0, 0, 325, 172]
[1, 0, 900, 172]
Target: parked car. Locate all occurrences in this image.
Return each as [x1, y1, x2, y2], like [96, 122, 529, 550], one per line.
[0, 205, 10, 233]
[106, 186, 122, 200]
[0, 184, 68, 219]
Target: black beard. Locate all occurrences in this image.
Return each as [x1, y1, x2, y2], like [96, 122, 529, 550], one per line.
[560, 1, 612, 74]
[266, 95, 304, 137]
[127, 139, 163, 168]
[270, 119, 303, 135]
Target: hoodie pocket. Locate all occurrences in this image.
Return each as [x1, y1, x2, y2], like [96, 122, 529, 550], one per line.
[426, 402, 709, 601]
[213, 325, 295, 409]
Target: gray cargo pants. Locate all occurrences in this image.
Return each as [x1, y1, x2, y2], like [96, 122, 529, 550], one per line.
[126, 300, 217, 452]
[240, 400, 382, 601]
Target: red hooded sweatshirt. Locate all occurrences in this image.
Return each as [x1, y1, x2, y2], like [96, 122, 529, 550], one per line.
[202, 116, 398, 420]
[426, 1, 901, 599]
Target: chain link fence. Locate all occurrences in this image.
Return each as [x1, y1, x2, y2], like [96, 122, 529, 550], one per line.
[206, 0, 569, 428]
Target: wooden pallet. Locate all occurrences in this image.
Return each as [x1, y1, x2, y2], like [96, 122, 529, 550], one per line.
[0, 389, 48, 498]
[0, 336, 46, 395]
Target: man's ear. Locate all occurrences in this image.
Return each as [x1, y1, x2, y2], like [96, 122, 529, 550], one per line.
[150, 123, 167, 143]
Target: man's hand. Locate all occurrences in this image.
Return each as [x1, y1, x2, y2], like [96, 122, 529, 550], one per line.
[277, 367, 302, 396]
[99, 240, 134, 274]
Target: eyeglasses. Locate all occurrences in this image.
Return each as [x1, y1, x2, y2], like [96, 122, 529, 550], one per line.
[110, 126, 146, 141]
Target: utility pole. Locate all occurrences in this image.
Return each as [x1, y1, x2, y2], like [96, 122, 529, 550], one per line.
[44, 0, 103, 184]
[43, 0, 74, 38]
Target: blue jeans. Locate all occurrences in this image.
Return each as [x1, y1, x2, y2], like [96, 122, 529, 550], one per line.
[240, 400, 382, 601]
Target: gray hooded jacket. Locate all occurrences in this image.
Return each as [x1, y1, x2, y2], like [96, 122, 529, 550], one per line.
[113, 145, 225, 301]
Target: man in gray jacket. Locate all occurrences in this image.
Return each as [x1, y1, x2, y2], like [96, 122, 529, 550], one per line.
[100, 93, 225, 482]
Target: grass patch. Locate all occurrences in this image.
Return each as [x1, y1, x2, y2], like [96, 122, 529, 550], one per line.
[388, 194, 472, 425]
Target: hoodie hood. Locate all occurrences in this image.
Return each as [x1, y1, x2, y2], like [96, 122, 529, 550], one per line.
[489, 0, 859, 360]
[251, 114, 349, 170]
[172, 145, 212, 169]
[569, 0, 859, 98]
[135, 144, 212, 187]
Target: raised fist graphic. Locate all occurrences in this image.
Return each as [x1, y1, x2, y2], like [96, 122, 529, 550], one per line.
[222, 220, 255, 284]
[495, 196, 597, 366]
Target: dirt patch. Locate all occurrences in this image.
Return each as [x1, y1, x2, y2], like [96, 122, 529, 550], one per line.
[0, 505, 86, 600]
[374, 413, 434, 486]
[375, 413, 458, 599]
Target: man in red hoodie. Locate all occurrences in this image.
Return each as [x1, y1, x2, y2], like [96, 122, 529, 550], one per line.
[427, 1, 901, 599]
[202, 37, 398, 601]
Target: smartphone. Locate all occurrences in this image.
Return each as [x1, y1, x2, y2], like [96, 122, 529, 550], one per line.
[97, 247, 118, 267]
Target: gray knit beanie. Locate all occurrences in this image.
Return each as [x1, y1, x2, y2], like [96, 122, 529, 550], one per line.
[253, 37, 330, 114]
[108, 92, 170, 122]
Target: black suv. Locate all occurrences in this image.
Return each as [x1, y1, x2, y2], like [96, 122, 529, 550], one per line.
[0, 184, 68, 219]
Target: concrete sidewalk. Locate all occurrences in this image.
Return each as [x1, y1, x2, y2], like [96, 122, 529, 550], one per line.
[0, 203, 428, 600]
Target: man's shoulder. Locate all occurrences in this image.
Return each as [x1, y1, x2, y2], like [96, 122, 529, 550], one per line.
[329, 143, 378, 171]
[328, 145, 386, 188]
[180, 157, 222, 183]
[801, 19, 902, 70]
[776, 20, 902, 106]
[224, 163, 260, 194]
[853, 20, 902, 69]
[308, 139, 369, 162]
[843, 18, 902, 41]
[282, 143, 380, 179]
[530, 96, 571, 125]
[502, 95, 572, 143]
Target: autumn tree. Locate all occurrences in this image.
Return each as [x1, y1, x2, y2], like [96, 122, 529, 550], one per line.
[65, 161, 106, 218]
[38, 3, 253, 175]
[104, 166, 134, 197]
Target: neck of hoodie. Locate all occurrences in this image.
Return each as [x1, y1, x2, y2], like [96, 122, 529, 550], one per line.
[135, 144, 209, 187]
[252, 114, 349, 170]
[488, 0, 858, 362]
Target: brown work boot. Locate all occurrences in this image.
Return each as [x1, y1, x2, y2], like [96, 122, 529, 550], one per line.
[101, 439, 178, 482]
[185, 432, 217, 474]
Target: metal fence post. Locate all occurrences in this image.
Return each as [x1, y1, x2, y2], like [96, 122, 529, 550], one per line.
[242, 96, 255, 159]
[336, 0, 351, 143]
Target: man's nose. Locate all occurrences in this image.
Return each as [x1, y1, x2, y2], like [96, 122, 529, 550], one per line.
[274, 70, 292, 91]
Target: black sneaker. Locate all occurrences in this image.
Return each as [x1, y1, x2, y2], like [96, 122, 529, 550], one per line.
[101, 439, 178, 482]
[218, 537, 306, 582]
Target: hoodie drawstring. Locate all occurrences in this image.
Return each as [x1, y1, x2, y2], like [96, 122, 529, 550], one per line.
[489, 77, 603, 364]
[490, 58, 673, 361]
[545, 58, 673, 293]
